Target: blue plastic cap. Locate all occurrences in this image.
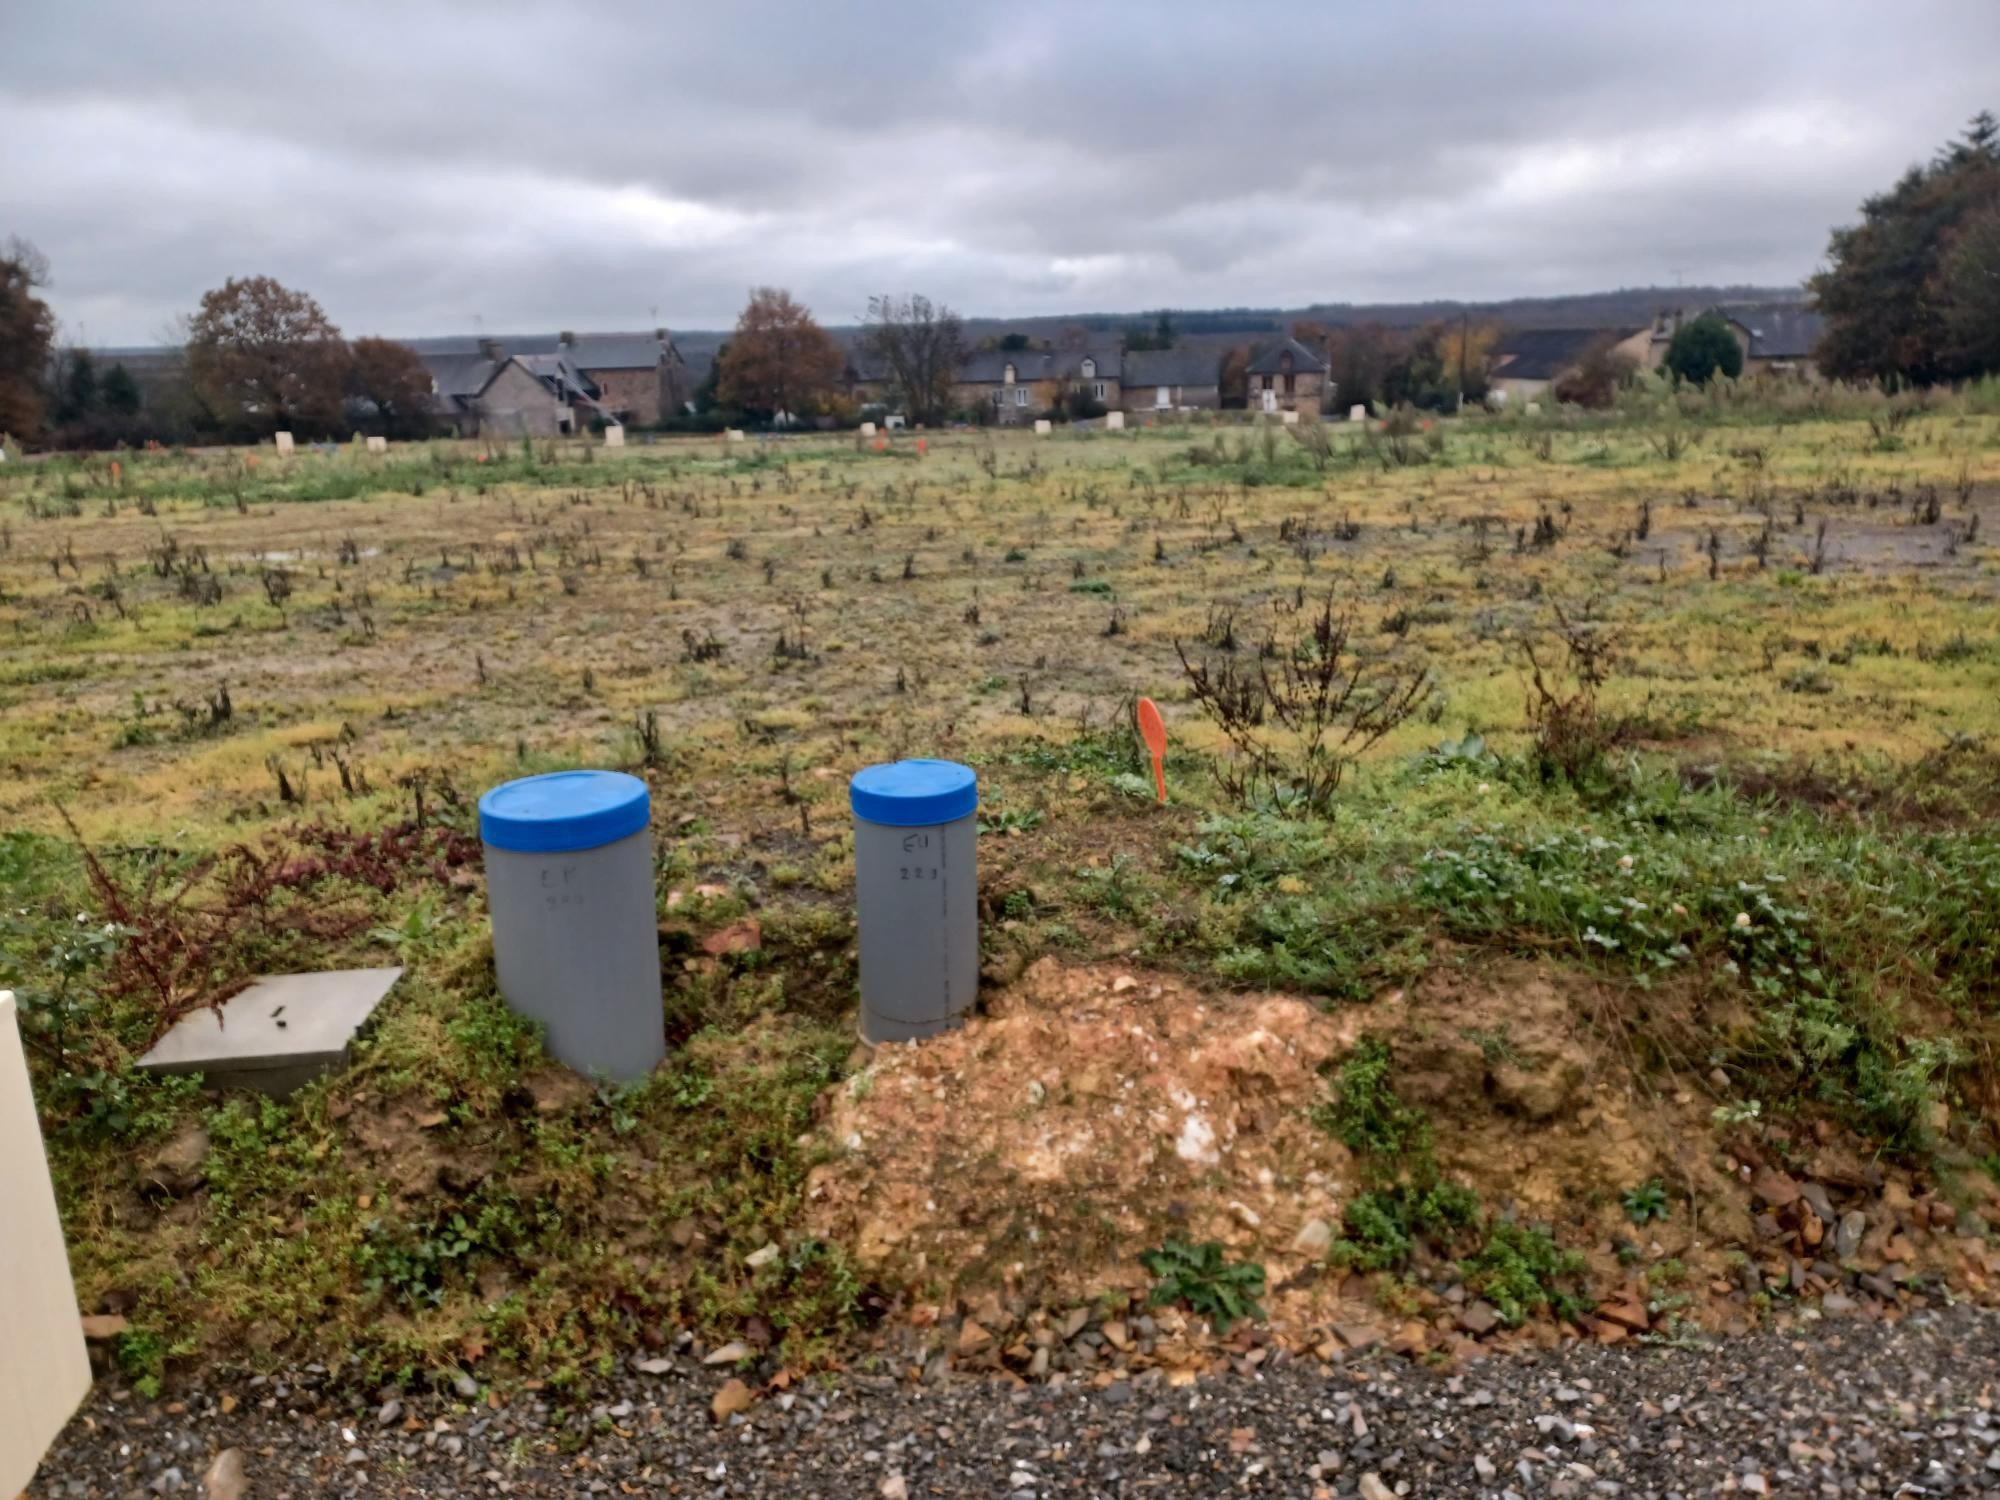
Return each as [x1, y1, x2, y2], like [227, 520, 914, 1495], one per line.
[479, 770, 651, 854]
[849, 759, 978, 827]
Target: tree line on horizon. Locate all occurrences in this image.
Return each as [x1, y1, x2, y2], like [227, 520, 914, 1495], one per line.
[1, 110, 1995, 448]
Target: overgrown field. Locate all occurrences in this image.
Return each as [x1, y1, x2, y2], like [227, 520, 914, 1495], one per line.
[3, 384, 1999, 1396]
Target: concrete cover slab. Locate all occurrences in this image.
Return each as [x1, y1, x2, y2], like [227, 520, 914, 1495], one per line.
[137, 967, 403, 1095]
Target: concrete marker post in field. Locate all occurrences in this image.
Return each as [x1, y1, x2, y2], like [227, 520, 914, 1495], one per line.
[850, 760, 978, 1045]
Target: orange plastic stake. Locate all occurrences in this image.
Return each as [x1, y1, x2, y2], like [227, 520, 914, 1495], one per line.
[110, 460, 122, 485]
[916, 438, 927, 456]
[1136, 697, 1168, 804]
[874, 435, 887, 452]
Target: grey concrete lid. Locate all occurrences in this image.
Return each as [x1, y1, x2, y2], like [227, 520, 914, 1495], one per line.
[137, 968, 403, 1082]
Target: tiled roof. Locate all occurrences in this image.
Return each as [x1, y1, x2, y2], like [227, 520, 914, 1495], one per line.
[1246, 336, 1326, 376]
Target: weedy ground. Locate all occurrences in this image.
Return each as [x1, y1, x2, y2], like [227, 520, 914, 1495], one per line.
[2, 387, 1998, 1394]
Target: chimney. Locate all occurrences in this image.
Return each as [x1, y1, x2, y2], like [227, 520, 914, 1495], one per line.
[654, 327, 668, 342]
[558, 330, 576, 348]
[478, 337, 503, 362]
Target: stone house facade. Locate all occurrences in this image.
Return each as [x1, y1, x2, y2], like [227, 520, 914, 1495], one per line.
[556, 330, 691, 426]
[1120, 348, 1222, 412]
[421, 341, 609, 438]
[1245, 337, 1328, 413]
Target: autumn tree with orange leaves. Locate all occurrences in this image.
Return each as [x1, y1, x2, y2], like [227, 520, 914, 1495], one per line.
[716, 287, 844, 422]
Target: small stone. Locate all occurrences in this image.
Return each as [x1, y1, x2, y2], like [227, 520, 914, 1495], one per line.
[1457, 1301, 1501, 1337]
[958, 1319, 994, 1354]
[702, 918, 762, 955]
[1111, 975, 1139, 993]
[1798, 1181, 1837, 1224]
[744, 1243, 781, 1270]
[1292, 1218, 1334, 1256]
[142, 1122, 211, 1197]
[1474, 1454, 1498, 1481]
[1359, 1474, 1396, 1500]
[451, 1372, 479, 1399]
[80, 1313, 130, 1340]
[200, 1447, 247, 1500]
[344, 1447, 367, 1465]
[1751, 1168, 1800, 1208]
[880, 1474, 908, 1500]
[704, 1341, 754, 1365]
[150, 1468, 184, 1495]
[376, 1399, 403, 1426]
[1836, 1210, 1866, 1260]
[635, 1357, 674, 1375]
[711, 1379, 755, 1420]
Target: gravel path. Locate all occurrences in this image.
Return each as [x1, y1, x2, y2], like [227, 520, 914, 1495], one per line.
[30, 1305, 2000, 1498]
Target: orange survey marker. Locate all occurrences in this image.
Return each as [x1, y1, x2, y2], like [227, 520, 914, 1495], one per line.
[1135, 697, 1168, 803]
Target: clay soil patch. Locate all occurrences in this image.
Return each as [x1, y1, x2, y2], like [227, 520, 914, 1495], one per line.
[806, 955, 1750, 1347]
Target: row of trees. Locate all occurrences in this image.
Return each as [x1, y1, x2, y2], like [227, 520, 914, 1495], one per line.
[1290, 318, 1501, 412]
[0, 248, 436, 446]
[705, 287, 972, 427]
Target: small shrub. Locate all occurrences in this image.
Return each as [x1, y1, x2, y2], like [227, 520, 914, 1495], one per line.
[1459, 1220, 1588, 1326]
[1139, 1239, 1266, 1333]
[1621, 1179, 1670, 1225]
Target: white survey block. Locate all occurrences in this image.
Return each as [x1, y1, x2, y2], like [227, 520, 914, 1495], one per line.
[0, 990, 92, 1497]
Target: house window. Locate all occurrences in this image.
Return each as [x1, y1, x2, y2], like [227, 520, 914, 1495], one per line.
[1092, 381, 1105, 400]
[1155, 385, 1170, 408]
[1014, 387, 1028, 406]
[1261, 375, 1272, 390]
[990, 388, 1004, 406]
[1003, 363, 1016, 385]
[1081, 357, 1096, 379]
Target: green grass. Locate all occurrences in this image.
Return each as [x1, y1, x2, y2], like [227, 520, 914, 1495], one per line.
[1, 411, 1995, 1388]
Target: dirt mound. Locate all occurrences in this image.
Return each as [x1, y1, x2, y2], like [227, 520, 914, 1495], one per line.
[806, 956, 1756, 1354]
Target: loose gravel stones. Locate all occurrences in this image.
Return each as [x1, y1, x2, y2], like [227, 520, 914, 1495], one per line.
[31, 1304, 2000, 1497]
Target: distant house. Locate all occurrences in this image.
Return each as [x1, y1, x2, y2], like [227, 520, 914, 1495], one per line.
[1716, 303, 1827, 379]
[943, 344, 1122, 423]
[1488, 326, 1651, 404]
[421, 341, 611, 438]
[1648, 304, 1827, 379]
[555, 330, 690, 426]
[1245, 337, 1327, 413]
[1121, 347, 1221, 413]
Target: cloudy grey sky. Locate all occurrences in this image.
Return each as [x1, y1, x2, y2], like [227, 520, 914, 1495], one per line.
[7, 1, 1998, 345]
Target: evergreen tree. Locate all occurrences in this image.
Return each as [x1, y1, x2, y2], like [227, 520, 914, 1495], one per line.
[60, 348, 98, 421]
[100, 363, 142, 416]
[1812, 111, 2000, 383]
[1662, 313, 1744, 386]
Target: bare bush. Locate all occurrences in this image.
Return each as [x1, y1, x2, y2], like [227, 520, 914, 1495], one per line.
[1176, 592, 1429, 815]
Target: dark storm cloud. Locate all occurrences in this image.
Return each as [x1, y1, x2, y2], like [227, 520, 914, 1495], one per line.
[6, 0, 1998, 343]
